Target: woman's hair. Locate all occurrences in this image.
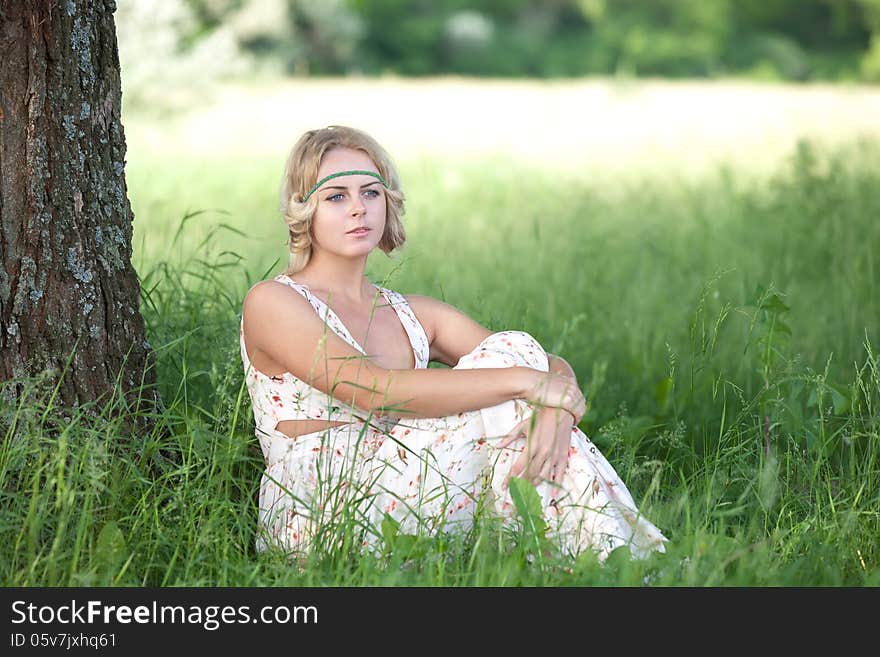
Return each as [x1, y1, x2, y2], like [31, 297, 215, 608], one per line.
[280, 125, 406, 274]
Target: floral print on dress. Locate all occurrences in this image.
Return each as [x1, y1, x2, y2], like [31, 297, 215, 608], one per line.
[240, 278, 668, 562]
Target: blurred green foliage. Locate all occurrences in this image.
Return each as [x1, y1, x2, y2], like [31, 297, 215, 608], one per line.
[152, 0, 880, 81]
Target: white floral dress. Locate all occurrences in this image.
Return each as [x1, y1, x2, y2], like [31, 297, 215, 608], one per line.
[240, 275, 667, 561]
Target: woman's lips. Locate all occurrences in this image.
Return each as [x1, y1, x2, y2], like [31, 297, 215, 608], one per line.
[347, 228, 371, 236]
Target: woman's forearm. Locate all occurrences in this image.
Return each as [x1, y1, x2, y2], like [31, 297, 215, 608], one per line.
[310, 347, 577, 422]
[331, 365, 540, 420]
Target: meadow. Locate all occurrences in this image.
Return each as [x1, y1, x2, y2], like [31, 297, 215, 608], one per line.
[2, 79, 879, 586]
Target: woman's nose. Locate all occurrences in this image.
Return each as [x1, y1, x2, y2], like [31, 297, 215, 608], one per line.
[350, 196, 365, 215]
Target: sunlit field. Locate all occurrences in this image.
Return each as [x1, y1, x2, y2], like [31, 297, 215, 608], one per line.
[2, 79, 878, 586]
[125, 77, 880, 271]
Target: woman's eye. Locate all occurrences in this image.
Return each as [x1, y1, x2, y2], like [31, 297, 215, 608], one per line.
[363, 189, 380, 198]
[327, 193, 344, 201]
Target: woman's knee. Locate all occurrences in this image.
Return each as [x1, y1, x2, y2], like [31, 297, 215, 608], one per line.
[459, 330, 549, 372]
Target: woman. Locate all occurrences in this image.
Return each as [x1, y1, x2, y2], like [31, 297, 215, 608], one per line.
[240, 125, 666, 561]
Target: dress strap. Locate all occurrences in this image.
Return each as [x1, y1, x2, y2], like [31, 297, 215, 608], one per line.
[378, 288, 430, 369]
[274, 275, 429, 368]
[273, 275, 366, 354]
[273, 275, 312, 302]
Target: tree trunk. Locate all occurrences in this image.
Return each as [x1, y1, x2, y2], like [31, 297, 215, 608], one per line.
[0, 0, 161, 433]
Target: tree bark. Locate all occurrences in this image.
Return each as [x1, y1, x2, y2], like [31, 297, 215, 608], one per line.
[0, 0, 161, 433]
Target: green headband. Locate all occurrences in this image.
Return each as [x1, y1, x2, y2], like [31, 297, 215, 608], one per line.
[301, 170, 388, 202]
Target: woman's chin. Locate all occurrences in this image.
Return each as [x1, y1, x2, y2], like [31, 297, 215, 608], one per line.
[336, 243, 379, 259]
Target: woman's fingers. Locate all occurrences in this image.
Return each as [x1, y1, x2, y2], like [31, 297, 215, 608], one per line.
[501, 408, 575, 489]
[498, 417, 529, 450]
[539, 418, 573, 487]
[504, 450, 528, 487]
[553, 442, 569, 482]
[501, 417, 534, 486]
[540, 446, 564, 484]
[529, 441, 557, 486]
[505, 438, 545, 487]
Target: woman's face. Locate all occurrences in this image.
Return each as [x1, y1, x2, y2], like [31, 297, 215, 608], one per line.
[309, 147, 387, 260]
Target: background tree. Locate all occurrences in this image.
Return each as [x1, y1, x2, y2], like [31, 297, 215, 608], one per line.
[157, 0, 879, 82]
[0, 1, 161, 432]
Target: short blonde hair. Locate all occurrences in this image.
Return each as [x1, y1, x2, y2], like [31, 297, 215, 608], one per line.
[280, 126, 406, 275]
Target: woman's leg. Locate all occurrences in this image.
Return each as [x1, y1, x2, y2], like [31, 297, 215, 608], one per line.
[257, 422, 386, 556]
[371, 331, 667, 561]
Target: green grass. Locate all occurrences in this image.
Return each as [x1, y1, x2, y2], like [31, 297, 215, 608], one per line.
[2, 137, 879, 586]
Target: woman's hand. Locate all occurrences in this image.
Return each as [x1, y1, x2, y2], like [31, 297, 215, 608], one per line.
[499, 406, 575, 489]
[522, 370, 585, 424]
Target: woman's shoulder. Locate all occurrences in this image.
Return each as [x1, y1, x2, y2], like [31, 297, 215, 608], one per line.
[242, 275, 312, 320]
[246, 273, 309, 295]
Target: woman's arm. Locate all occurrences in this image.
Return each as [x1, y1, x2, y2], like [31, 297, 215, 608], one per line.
[547, 353, 576, 381]
[404, 294, 493, 367]
[409, 295, 579, 387]
[402, 294, 584, 484]
[243, 281, 562, 420]
[505, 355, 580, 486]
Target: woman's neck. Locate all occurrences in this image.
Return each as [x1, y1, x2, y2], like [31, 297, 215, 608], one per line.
[291, 252, 375, 304]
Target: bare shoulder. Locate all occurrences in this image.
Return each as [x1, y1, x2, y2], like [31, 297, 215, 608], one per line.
[242, 278, 312, 329]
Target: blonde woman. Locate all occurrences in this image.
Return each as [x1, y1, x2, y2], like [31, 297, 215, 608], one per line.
[240, 125, 667, 561]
